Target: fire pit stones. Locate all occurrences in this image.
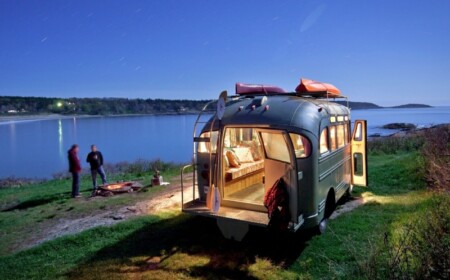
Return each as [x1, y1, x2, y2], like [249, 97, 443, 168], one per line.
[95, 181, 144, 196]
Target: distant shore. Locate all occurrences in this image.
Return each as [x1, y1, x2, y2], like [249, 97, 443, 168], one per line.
[0, 112, 200, 123]
[0, 114, 90, 123]
[0, 104, 440, 123]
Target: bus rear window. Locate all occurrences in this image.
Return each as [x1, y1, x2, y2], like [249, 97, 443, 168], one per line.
[198, 131, 218, 153]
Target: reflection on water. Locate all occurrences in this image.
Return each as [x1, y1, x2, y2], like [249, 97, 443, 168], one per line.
[0, 115, 198, 178]
[72, 117, 77, 143]
[58, 119, 63, 159]
[0, 107, 449, 179]
[9, 122, 16, 160]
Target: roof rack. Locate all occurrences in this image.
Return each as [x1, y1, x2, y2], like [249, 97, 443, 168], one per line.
[233, 78, 349, 107]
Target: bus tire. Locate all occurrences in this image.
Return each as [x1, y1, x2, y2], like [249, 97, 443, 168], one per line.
[324, 190, 336, 219]
[316, 218, 328, 235]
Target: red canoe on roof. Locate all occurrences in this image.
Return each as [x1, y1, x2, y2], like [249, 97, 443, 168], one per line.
[236, 83, 286, 95]
[295, 78, 342, 98]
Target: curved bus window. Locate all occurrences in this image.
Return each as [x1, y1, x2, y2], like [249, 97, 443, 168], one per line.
[319, 128, 329, 154]
[260, 132, 290, 163]
[289, 133, 311, 158]
[198, 131, 218, 153]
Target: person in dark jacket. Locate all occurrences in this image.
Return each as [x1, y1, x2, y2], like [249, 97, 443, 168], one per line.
[68, 144, 82, 198]
[86, 145, 107, 194]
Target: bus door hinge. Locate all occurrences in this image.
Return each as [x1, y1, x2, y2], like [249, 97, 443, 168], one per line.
[298, 171, 303, 180]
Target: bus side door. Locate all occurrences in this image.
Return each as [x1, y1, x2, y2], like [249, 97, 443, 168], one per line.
[351, 120, 368, 186]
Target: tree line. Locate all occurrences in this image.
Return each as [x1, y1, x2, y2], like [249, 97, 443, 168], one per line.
[0, 96, 212, 115]
[0, 96, 430, 116]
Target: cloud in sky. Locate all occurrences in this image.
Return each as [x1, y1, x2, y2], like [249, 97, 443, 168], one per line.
[300, 4, 326, 33]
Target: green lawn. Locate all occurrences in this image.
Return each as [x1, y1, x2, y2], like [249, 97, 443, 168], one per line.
[0, 168, 179, 256]
[0, 152, 446, 279]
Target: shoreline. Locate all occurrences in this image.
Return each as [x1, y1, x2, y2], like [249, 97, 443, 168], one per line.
[1, 105, 447, 123]
[1, 123, 448, 182]
[0, 114, 93, 123]
[0, 112, 203, 123]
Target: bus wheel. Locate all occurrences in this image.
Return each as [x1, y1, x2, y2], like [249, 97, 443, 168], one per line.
[317, 218, 328, 234]
[324, 191, 336, 219]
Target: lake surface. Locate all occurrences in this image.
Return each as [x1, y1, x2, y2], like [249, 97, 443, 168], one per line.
[1, 106, 449, 179]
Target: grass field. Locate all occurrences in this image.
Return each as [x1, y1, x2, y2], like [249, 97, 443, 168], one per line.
[0, 150, 447, 279]
[0, 163, 183, 255]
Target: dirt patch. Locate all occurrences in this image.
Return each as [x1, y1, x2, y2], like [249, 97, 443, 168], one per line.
[330, 196, 365, 220]
[24, 173, 194, 250]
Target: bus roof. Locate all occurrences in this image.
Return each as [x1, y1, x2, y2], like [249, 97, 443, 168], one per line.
[205, 95, 350, 136]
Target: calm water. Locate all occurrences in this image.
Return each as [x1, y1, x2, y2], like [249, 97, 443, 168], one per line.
[1, 107, 449, 179]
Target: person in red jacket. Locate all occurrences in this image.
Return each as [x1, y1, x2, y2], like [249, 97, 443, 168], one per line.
[68, 144, 82, 198]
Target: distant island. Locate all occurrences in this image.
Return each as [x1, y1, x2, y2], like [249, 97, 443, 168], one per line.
[0, 96, 432, 116]
[389, 103, 432, 109]
[334, 101, 431, 110]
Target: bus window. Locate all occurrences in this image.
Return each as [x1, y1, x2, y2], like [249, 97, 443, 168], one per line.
[289, 133, 311, 158]
[319, 128, 329, 154]
[223, 128, 263, 160]
[337, 125, 345, 148]
[354, 122, 362, 141]
[330, 126, 337, 151]
[260, 132, 290, 163]
[198, 131, 218, 153]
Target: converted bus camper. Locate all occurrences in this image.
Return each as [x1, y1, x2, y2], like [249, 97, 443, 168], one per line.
[181, 78, 368, 241]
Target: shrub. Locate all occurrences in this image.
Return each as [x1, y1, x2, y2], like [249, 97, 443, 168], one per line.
[420, 126, 450, 192]
[368, 136, 425, 154]
[382, 195, 450, 279]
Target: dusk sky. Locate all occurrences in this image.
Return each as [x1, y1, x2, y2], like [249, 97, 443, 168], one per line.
[1, 0, 449, 106]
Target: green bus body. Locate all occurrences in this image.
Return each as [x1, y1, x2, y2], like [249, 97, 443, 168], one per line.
[182, 94, 367, 240]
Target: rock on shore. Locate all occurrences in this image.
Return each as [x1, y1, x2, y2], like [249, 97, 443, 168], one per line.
[381, 123, 417, 130]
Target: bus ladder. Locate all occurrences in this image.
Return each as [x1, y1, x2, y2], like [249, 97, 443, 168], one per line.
[181, 99, 218, 209]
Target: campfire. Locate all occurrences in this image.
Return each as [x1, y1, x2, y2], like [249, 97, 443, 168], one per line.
[95, 181, 143, 196]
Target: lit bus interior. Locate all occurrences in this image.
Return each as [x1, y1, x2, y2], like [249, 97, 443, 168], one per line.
[222, 128, 265, 206]
[198, 127, 312, 211]
[221, 127, 311, 210]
